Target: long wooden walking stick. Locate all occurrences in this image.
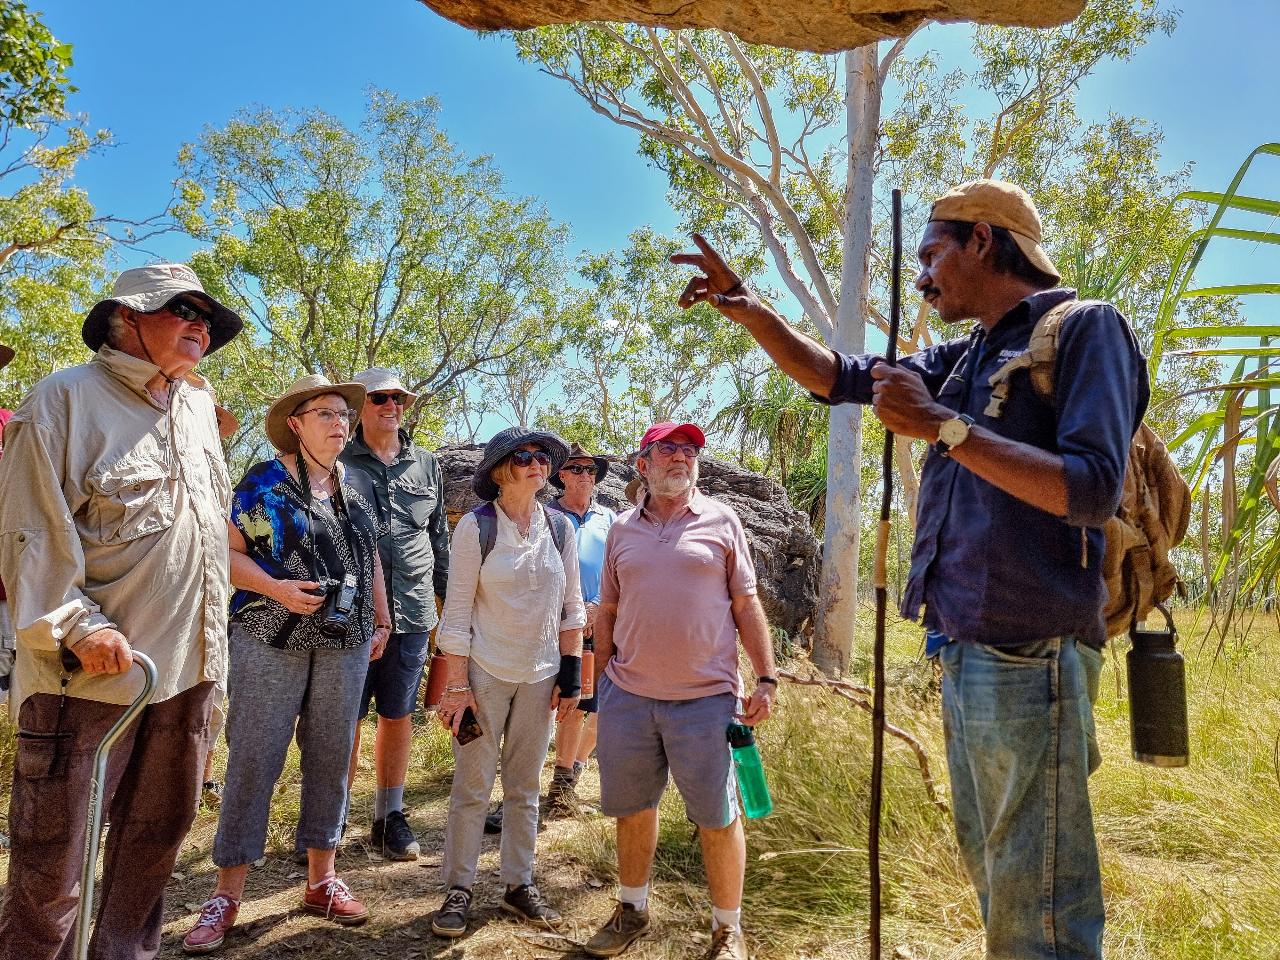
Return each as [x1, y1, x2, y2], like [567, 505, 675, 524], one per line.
[870, 187, 904, 960]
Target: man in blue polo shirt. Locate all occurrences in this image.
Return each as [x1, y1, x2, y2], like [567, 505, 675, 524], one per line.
[672, 180, 1147, 960]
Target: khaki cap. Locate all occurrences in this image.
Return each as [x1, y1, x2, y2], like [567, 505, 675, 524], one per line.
[265, 374, 365, 454]
[928, 180, 1060, 283]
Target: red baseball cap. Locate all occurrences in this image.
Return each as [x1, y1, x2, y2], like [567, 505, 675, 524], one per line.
[641, 421, 706, 449]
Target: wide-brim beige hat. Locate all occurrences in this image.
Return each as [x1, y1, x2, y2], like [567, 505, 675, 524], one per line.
[266, 374, 365, 454]
[351, 366, 419, 403]
[928, 179, 1061, 283]
[83, 263, 244, 353]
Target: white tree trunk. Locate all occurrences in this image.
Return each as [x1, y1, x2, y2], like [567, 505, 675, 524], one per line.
[812, 44, 882, 676]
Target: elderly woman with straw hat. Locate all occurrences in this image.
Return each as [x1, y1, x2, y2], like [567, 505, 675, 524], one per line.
[183, 374, 392, 954]
[431, 426, 586, 939]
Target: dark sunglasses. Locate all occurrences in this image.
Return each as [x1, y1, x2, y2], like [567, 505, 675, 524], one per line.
[561, 464, 596, 475]
[509, 449, 552, 467]
[163, 299, 213, 328]
[650, 440, 701, 458]
[367, 391, 410, 407]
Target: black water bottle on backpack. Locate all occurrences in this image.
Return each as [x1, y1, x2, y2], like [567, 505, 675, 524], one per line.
[1127, 603, 1189, 768]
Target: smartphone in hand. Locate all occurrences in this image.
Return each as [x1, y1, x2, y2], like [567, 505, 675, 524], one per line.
[455, 706, 483, 745]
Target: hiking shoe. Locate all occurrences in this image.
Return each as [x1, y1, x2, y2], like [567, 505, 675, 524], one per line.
[702, 926, 749, 960]
[431, 886, 472, 938]
[501, 884, 561, 929]
[544, 770, 581, 820]
[201, 780, 223, 808]
[484, 802, 503, 834]
[371, 809, 420, 860]
[584, 901, 651, 957]
[182, 894, 240, 954]
[301, 874, 369, 926]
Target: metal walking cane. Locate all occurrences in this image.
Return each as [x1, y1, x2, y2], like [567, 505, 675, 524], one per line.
[69, 650, 159, 960]
[869, 187, 904, 960]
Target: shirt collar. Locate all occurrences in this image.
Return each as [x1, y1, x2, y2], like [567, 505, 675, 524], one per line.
[987, 287, 1077, 338]
[92, 345, 179, 409]
[638, 488, 705, 521]
[349, 424, 413, 463]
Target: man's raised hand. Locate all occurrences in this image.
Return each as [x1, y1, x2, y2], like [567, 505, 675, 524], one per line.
[671, 233, 760, 322]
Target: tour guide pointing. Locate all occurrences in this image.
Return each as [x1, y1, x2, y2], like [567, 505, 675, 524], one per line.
[673, 179, 1149, 960]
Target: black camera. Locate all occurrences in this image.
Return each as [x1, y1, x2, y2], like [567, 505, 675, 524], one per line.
[314, 573, 359, 640]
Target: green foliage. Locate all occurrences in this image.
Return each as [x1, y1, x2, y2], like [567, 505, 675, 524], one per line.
[0, 0, 75, 128]
[175, 90, 570, 456]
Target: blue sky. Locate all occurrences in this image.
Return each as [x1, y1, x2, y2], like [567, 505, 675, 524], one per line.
[36, 0, 1278, 394]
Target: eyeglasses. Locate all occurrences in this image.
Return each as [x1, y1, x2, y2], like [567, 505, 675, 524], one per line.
[561, 464, 596, 475]
[649, 440, 701, 458]
[367, 391, 410, 407]
[163, 299, 214, 329]
[509, 449, 552, 467]
[293, 408, 356, 427]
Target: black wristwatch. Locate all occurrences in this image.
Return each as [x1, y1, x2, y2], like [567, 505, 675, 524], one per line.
[756, 676, 778, 687]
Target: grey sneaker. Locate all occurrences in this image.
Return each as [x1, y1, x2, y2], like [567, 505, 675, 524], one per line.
[371, 809, 420, 860]
[501, 883, 561, 929]
[584, 901, 651, 957]
[431, 886, 472, 938]
[703, 926, 749, 960]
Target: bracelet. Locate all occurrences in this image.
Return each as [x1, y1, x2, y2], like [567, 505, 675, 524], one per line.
[375, 623, 392, 632]
[756, 676, 778, 686]
[723, 279, 746, 297]
[444, 684, 471, 694]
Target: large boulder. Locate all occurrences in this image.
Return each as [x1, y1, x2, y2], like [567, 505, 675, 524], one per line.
[435, 444, 819, 640]
[415, 1, 1084, 56]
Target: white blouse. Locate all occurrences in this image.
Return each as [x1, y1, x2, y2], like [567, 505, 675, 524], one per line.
[437, 501, 586, 684]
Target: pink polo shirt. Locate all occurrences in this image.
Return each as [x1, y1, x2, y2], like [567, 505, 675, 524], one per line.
[601, 490, 757, 701]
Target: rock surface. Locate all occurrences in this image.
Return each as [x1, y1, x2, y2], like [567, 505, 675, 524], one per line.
[415, 1, 1084, 55]
[436, 444, 819, 640]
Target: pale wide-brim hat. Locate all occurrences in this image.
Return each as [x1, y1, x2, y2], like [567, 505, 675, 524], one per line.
[265, 374, 365, 454]
[82, 263, 244, 353]
[351, 367, 419, 404]
[928, 179, 1061, 283]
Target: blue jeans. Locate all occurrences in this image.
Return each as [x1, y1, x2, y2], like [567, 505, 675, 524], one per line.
[939, 637, 1104, 960]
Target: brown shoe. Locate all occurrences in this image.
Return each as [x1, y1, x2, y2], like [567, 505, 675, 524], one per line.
[301, 874, 369, 926]
[584, 901, 651, 957]
[702, 926, 749, 960]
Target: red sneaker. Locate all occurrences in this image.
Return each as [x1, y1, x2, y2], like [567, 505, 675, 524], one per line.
[181, 894, 240, 954]
[301, 874, 369, 926]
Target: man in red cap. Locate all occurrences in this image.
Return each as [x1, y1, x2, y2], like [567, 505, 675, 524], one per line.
[584, 422, 777, 960]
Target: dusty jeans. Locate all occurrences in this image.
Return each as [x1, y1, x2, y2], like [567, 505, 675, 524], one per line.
[940, 637, 1104, 960]
[0, 681, 216, 960]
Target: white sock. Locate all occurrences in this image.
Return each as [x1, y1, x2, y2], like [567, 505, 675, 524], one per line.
[618, 883, 649, 911]
[711, 906, 741, 931]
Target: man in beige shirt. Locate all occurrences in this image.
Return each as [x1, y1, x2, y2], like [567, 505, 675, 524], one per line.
[0, 264, 242, 960]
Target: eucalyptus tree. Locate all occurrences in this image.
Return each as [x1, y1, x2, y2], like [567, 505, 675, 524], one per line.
[176, 90, 569, 445]
[517, 0, 1181, 672]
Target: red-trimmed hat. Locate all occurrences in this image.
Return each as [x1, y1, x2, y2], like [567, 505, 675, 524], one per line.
[640, 421, 706, 450]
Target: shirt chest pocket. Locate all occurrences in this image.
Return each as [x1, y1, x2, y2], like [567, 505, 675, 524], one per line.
[86, 460, 176, 545]
[206, 449, 232, 512]
[395, 480, 437, 529]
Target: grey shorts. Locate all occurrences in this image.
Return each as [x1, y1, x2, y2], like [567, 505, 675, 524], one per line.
[596, 675, 739, 829]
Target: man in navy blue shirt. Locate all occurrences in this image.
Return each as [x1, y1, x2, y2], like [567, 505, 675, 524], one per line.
[673, 180, 1147, 960]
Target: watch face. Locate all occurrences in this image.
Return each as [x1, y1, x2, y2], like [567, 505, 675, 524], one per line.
[939, 418, 969, 446]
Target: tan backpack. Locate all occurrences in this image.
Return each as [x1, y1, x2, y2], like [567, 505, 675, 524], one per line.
[985, 299, 1192, 637]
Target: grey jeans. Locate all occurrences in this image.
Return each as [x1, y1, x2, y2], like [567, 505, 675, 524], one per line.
[442, 663, 556, 889]
[212, 624, 370, 866]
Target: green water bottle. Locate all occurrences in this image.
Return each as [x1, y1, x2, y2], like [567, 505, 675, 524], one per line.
[727, 723, 773, 818]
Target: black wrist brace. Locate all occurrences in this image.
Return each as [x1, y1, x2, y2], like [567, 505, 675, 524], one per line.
[556, 655, 582, 698]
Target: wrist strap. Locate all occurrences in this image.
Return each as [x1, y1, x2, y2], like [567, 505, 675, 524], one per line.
[756, 676, 778, 686]
[557, 654, 582, 698]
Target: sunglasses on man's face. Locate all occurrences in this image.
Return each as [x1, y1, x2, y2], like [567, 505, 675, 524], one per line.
[561, 464, 596, 476]
[509, 449, 552, 467]
[367, 391, 409, 407]
[163, 299, 214, 329]
[651, 440, 702, 458]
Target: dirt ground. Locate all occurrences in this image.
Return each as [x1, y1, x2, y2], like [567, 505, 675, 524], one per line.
[144, 762, 770, 960]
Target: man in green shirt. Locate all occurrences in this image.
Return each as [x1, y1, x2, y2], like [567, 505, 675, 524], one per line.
[340, 367, 451, 859]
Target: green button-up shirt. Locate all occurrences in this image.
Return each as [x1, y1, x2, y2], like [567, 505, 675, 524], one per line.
[340, 427, 450, 633]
